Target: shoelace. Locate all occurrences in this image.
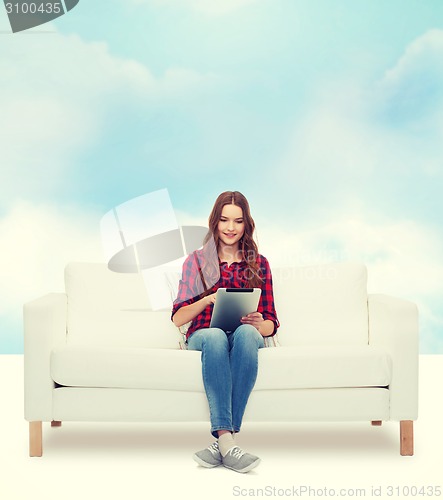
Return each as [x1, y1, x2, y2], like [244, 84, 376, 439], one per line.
[228, 447, 245, 459]
[208, 442, 220, 456]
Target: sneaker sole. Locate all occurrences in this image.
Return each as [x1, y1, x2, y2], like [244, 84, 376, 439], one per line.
[223, 457, 261, 473]
[193, 454, 222, 468]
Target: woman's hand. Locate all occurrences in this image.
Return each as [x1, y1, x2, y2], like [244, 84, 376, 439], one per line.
[241, 312, 275, 336]
[240, 311, 264, 331]
[172, 292, 216, 327]
[205, 293, 217, 306]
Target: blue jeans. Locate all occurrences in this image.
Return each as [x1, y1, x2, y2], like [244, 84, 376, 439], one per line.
[187, 324, 264, 438]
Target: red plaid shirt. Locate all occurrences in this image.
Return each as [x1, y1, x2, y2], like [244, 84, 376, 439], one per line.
[172, 250, 280, 340]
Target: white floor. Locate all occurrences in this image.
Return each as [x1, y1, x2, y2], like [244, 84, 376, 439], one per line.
[1, 355, 442, 500]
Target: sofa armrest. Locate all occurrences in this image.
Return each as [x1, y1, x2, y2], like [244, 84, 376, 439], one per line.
[368, 294, 419, 421]
[24, 293, 67, 422]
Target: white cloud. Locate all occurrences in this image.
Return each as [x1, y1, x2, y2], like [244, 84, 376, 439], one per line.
[0, 29, 220, 204]
[274, 29, 443, 219]
[373, 29, 443, 131]
[0, 200, 104, 315]
[258, 215, 443, 295]
[0, 32, 148, 202]
[281, 93, 377, 180]
[380, 29, 443, 88]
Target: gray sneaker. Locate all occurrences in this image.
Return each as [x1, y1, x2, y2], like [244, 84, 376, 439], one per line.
[221, 446, 261, 473]
[193, 441, 222, 468]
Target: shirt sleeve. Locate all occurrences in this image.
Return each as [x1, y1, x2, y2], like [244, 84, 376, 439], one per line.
[171, 253, 199, 321]
[257, 255, 280, 335]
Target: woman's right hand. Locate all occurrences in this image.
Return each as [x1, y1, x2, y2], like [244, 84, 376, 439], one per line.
[173, 292, 216, 327]
[206, 293, 217, 306]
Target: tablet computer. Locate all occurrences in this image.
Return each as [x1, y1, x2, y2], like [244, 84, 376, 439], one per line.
[209, 288, 261, 334]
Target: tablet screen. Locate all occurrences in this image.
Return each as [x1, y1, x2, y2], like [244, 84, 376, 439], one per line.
[209, 288, 261, 333]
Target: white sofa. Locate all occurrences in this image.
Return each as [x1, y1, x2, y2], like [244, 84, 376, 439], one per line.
[24, 261, 419, 457]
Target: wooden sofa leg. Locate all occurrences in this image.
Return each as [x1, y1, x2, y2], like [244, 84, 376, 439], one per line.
[29, 421, 42, 457]
[51, 421, 62, 427]
[371, 421, 382, 426]
[400, 420, 414, 456]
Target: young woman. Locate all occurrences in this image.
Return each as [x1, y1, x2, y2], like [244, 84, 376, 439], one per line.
[171, 191, 279, 473]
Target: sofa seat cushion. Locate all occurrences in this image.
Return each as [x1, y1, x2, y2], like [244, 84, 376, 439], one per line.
[255, 346, 392, 390]
[51, 345, 392, 392]
[51, 347, 204, 392]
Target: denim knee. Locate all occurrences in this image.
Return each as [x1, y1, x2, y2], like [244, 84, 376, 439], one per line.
[231, 324, 264, 349]
[201, 328, 229, 350]
[187, 327, 229, 352]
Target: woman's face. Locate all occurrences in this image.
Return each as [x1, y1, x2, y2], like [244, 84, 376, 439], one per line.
[217, 204, 245, 249]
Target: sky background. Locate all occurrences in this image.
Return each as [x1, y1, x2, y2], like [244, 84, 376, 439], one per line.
[1, 0, 442, 353]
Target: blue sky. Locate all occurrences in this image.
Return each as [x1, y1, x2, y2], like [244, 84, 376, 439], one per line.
[1, 0, 442, 353]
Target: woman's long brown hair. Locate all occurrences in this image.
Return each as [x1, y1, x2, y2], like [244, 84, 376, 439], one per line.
[202, 191, 263, 288]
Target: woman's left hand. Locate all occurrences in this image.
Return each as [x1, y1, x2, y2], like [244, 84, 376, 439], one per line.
[241, 312, 264, 331]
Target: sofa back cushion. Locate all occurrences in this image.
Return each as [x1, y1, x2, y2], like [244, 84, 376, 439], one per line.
[272, 262, 368, 346]
[65, 262, 181, 349]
